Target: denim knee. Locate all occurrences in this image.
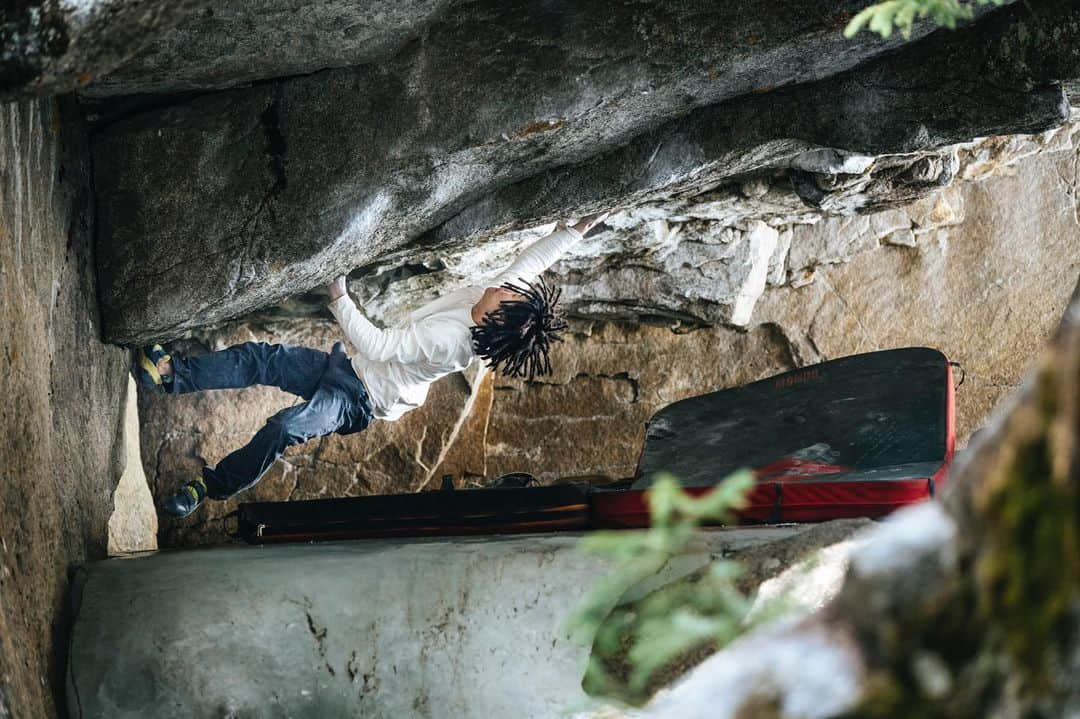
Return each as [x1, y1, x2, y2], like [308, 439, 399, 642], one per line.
[265, 406, 306, 442]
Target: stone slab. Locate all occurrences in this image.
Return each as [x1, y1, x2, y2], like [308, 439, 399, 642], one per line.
[68, 527, 815, 718]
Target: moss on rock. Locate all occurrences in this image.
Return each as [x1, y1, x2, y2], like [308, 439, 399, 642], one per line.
[841, 289, 1080, 718]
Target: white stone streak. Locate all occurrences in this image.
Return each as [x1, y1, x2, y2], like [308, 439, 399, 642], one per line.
[850, 501, 957, 578]
[413, 364, 490, 491]
[60, 0, 103, 22]
[790, 148, 877, 175]
[768, 228, 793, 286]
[729, 221, 778, 327]
[630, 619, 864, 719]
[749, 538, 863, 621]
[107, 377, 158, 555]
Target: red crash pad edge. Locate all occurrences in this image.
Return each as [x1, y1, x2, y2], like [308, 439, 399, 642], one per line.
[593, 355, 956, 528]
[590, 477, 936, 528]
[236, 350, 957, 542]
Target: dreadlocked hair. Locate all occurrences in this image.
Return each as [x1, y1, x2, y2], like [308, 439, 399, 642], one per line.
[470, 278, 568, 381]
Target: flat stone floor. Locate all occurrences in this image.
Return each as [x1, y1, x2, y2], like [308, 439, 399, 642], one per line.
[67, 527, 805, 718]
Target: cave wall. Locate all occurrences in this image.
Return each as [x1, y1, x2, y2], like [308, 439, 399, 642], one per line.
[142, 126, 1079, 549]
[0, 97, 129, 717]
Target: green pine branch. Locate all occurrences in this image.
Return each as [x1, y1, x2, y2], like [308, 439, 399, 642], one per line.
[844, 0, 1006, 39]
[567, 471, 764, 704]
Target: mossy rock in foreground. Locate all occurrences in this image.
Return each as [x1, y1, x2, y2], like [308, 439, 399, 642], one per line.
[838, 292, 1080, 718]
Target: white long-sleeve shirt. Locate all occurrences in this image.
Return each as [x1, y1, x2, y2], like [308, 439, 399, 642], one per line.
[329, 225, 584, 421]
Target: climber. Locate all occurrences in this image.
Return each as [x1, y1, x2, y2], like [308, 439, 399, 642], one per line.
[135, 213, 610, 518]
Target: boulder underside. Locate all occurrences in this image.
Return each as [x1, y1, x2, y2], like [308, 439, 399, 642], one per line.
[78, 0, 1080, 344]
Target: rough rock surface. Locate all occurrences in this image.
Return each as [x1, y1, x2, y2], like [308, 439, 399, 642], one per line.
[734, 518, 873, 599]
[143, 129, 1079, 547]
[78, 0, 1005, 99]
[588, 278, 1080, 719]
[749, 132, 1080, 438]
[0, 98, 129, 717]
[89, 0, 1080, 344]
[0, 0, 204, 100]
[80, 0, 455, 97]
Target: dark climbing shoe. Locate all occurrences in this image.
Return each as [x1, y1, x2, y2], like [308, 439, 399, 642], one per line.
[134, 344, 173, 392]
[160, 478, 207, 519]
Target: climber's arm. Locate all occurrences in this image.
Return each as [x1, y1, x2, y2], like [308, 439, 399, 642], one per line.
[328, 294, 455, 364]
[491, 212, 609, 287]
[326, 278, 453, 364]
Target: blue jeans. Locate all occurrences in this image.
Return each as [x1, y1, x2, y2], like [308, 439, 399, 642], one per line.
[169, 341, 373, 499]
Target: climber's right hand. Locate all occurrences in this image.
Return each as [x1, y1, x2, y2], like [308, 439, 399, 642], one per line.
[327, 275, 348, 302]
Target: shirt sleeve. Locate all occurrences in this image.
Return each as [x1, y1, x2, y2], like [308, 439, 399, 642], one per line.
[328, 295, 459, 364]
[490, 224, 584, 288]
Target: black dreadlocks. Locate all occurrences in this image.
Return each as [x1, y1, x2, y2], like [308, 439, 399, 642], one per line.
[470, 278, 568, 381]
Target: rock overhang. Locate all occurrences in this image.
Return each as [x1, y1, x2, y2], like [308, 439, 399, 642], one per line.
[330, 117, 1075, 333]
[6, 0, 1077, 344]
[79, 0, 1080, 345]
